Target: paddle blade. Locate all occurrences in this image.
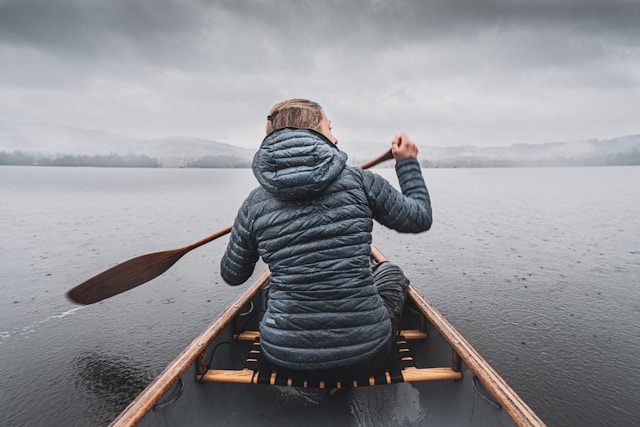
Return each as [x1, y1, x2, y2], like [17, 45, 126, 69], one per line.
[67, 249, 188, 305]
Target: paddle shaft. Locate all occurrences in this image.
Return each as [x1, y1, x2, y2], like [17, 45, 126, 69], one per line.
[67, 148, 394, 305]
[359, 148, 394, 169]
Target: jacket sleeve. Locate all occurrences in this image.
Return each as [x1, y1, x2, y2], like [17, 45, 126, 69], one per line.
[220, 195, 260, 286]
[362, 157, 432, 233]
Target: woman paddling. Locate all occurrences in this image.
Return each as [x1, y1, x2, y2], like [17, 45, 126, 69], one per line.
[220, 98, 432, 382]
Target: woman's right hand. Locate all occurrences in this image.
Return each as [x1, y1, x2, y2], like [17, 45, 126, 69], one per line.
[392, 133, 419, 161]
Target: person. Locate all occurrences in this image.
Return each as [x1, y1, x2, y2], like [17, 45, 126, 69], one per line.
[220, 98, 432, 382]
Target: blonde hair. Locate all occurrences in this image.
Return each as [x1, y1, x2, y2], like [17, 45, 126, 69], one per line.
[266, 98, 323, 134]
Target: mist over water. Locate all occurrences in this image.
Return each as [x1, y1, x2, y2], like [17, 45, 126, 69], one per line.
[1, 165, 639, 426]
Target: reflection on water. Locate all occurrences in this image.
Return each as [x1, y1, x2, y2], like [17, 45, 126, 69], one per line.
[74, 351, 156, 419]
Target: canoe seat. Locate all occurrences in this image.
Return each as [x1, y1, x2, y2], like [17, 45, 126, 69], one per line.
[198, 330, 462, 389]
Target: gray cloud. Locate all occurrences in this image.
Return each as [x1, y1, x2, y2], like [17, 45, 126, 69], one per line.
[1, 0, 639, 149]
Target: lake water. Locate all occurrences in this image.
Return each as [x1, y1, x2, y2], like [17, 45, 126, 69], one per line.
[1, 165, 639, 426]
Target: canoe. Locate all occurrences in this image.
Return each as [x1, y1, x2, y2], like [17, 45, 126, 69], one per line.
[110, 244, 545, 426]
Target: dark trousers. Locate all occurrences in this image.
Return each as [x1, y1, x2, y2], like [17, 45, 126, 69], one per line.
[271, 262, 410, 382]
[372, 261, 410, 337]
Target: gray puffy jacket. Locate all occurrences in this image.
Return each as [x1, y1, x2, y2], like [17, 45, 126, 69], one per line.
[220, 127, 432, 370]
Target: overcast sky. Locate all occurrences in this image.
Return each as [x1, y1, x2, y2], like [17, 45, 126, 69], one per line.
[1, 0, 639, 149]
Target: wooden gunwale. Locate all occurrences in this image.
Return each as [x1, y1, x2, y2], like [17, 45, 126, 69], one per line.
[109, 269, 272, 427]
[370, 244, 546, 427]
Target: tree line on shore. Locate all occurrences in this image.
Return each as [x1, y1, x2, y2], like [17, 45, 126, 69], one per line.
[2, 149, 639, 168]
[0, 151, 160, 167]
[420, 149, 640, 168]
[0, 151, 254, 168]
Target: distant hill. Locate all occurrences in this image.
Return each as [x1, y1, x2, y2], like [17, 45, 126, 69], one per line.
[0, 121, 254, 167]
[1, 121, 638, 168]
[418, 135, 640, 167]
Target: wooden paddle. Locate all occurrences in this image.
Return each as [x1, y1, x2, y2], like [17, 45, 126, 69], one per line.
[67, 147, 394, 305]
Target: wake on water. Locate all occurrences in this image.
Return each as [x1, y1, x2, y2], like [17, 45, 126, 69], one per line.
[0, 306, 86, 344]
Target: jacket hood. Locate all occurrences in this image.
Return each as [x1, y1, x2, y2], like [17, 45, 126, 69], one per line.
[252, 127, 348, 201]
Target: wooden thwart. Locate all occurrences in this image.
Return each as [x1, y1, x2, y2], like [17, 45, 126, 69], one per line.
[202, 366, 462, 387]
[200, 329, 462, 388]
[233, 329, 427, 341]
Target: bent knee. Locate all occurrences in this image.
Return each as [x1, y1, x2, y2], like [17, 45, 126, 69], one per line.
[373, 262, 409, 289]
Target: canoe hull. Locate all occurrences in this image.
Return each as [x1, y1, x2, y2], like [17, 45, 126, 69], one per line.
[111, 246, 544, 426]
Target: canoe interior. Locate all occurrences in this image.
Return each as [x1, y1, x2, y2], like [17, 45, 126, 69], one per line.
[111, 245, 544, 427]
